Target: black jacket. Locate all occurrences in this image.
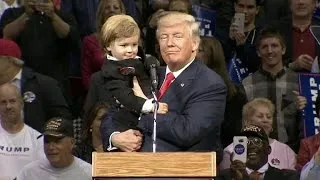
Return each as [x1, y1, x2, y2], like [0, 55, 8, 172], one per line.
[100, 58, 152, 130]
[22, 67, 72, 132]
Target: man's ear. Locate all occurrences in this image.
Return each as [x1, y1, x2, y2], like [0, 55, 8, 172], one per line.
[192, 37, 200, 52]
[267, 145, 272, 155]
[257, 50, 261, 57]
[282, 47, 286, 55]
[70, 138, 76, 148]
[255, 6, 260, 15]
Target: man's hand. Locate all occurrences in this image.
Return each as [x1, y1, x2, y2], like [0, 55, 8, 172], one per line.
[230, 160, 248, 180]
[293, 91, 307, 110]
[25, 0, 37, 15]
[111, 129, 143, 152]
[292, 54, 314, 71]
[35, 0, 55, 19]
[155, 102, 168, 114]
[229, 23, 246, 46]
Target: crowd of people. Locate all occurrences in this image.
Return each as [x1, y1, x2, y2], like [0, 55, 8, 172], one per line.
[0, 0, 320, 179]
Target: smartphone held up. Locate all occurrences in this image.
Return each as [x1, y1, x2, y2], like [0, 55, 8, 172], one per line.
[233, 13, 245, 34]
[233, 136, 248, 163]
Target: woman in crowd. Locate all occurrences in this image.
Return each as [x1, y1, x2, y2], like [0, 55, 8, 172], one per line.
[81, 0, 126, 90]
[75, 102, 110, 163]
[196, 36, 247, 148]
[220, 98, 296, 170]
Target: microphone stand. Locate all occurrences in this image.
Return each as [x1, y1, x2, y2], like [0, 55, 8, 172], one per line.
[151, 74, 158, 153]
[151, 87, 158, 153]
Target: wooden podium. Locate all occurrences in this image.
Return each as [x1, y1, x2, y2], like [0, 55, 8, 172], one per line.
[92, 152, 216, 180]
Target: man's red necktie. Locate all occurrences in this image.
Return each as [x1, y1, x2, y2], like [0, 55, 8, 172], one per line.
[158, 72, 175, 99]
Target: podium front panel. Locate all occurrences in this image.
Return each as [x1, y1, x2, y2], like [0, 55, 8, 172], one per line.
[92, 152, 216, 178]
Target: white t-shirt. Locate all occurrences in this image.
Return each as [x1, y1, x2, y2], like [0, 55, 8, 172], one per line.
[0, 124, 45, 180]
[17, 156, 92, 180]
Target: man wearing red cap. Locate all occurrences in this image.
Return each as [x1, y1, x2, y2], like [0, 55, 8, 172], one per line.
[0, 0, 79, 96]
[0, 39, 72, 133]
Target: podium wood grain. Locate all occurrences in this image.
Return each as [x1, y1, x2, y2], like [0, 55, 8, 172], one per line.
[92, 152, 216, 178]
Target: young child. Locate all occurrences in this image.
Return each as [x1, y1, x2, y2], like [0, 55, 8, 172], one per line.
[100, 14, 168, 132]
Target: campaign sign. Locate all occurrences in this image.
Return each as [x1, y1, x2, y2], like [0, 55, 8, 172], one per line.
[192, 5, 216, 37]
[314, 2, 320, 19]
[228, 53, 251, 84]
[298, 73, 320, 137]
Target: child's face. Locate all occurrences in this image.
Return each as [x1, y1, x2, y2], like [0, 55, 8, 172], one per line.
[107, 35, 139, 60]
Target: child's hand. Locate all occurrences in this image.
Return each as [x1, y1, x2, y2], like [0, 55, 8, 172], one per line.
[155, 102, 168, 114]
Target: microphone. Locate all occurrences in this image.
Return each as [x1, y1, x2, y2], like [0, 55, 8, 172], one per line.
[144, 55, 160, 153]
[144, 55, 160, 91]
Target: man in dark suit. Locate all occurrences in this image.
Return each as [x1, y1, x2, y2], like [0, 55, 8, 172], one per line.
[102, 12, 227, 159]
[0, 39, 72, 132]
[216, 125, 299, 180]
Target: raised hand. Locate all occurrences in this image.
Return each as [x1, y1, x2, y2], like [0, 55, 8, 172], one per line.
[35, 0, 55, 18]
[230, 160, 248, 180]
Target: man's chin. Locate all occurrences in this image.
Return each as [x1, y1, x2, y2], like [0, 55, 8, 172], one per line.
[246, 161, 262, 170]
[46, 154, 60, 162]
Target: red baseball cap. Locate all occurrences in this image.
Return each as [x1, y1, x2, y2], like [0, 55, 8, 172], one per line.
[0, 39, 21, 59]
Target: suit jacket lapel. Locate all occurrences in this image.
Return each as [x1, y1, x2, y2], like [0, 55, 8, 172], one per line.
[160, 61, 198, 102]
[21, 67, 34, 94]
[157, 66, 166, 89]
[264, 165, 278, 179]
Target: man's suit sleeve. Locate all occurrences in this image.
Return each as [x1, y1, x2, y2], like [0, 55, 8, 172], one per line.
[38, 76, 72, 120]
[140, 81, 226, 148]
[100, 106, 118, 151]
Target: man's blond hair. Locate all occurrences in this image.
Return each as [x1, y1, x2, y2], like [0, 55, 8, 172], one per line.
[156, 12, 200, 43]
[100, 15, 140, 52]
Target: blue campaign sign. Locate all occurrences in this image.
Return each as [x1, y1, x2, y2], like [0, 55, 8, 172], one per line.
[314, 2, 320, 19]
[298, 73, 320, 137]
[192, 5, 216, 37]
[227, 53, 251, 84]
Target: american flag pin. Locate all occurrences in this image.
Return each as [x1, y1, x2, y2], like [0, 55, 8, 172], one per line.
[180, 83, 184, 87]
